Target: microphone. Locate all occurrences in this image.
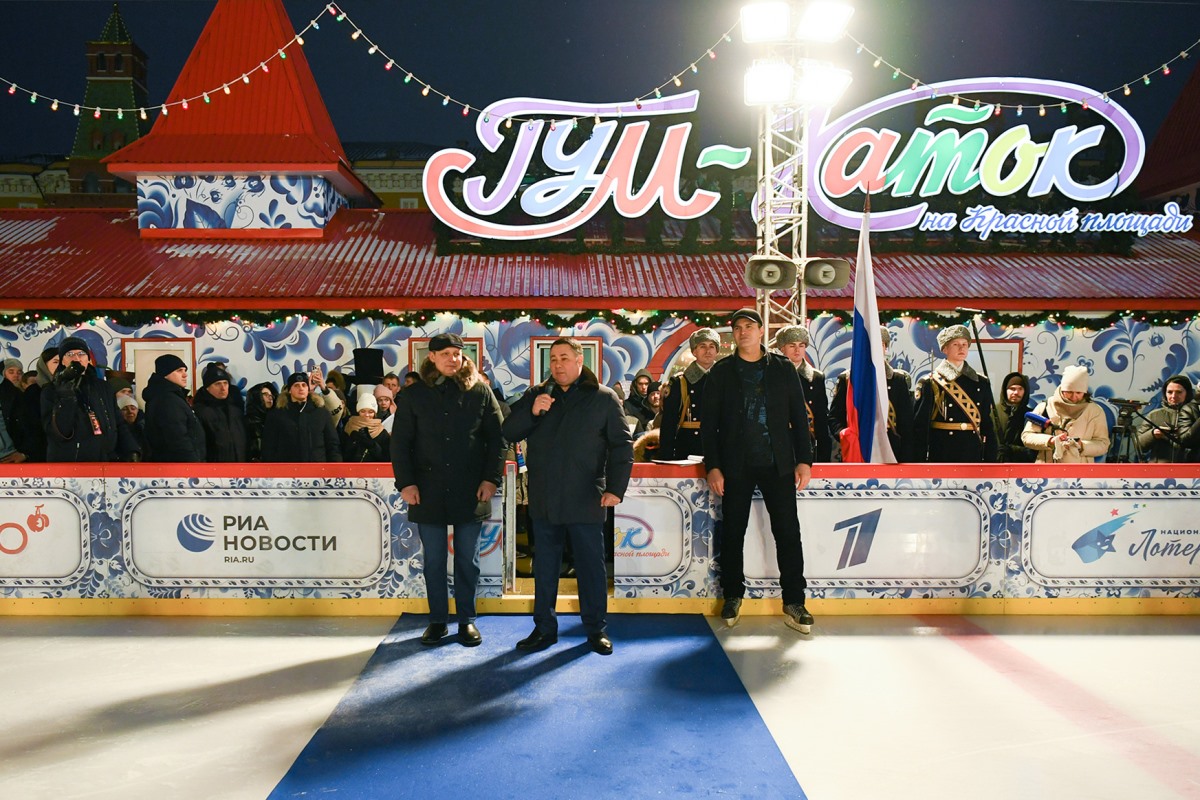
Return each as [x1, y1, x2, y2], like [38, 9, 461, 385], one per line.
[532, 378, 554, 416]
[1025, 411, 1068, 436]
[955, 306, 987, 315]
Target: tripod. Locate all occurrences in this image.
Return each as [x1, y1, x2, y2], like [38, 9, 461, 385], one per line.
[1107, 402, 1143, 462]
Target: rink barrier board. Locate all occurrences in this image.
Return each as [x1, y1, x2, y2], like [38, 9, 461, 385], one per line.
[0, 462, 1197, 615]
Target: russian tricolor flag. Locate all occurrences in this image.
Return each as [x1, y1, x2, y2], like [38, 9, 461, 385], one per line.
[842, 208, 897, 463]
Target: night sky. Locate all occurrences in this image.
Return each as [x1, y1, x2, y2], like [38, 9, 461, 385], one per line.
[0, 0, 1198, 159]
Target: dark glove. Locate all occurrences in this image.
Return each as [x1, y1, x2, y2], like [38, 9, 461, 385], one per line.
[54, 362, 85, 393]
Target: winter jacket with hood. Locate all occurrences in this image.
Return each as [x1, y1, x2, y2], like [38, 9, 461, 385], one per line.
[391, 356, 503, 523]
[260, 389, 341, 462]
[1135, 375, 1200, 463]
[996, 371, 1037, 463]
[244, 382, 275, 461]
[143, 372, 206, 462]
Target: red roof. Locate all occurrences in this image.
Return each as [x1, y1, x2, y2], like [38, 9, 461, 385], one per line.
[1, 208, 1198, 313]
[1137, 58, 1200, 200]
[102, 0, 376, 204]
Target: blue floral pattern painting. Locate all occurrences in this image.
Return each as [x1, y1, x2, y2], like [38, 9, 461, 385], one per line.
[136, 174, 346, 231]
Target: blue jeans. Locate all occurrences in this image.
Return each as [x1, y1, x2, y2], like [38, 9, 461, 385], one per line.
[531, 519, 607, 637]
[417, 522, 483, 624]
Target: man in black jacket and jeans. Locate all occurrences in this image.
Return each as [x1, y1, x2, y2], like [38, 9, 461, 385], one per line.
[702, 308, 815, 634]
[503, 337, 633, 655]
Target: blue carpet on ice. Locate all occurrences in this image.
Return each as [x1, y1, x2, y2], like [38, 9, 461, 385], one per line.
[269, 614, 806, 800]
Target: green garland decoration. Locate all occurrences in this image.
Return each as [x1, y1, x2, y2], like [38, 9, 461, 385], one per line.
[2, 307, 1196, 334]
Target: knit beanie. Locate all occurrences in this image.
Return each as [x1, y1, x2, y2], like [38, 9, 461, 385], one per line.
[201, 362, 232, 388]
[154, 354, 188, 378]
[1059, 365, 1089, 393]
[356, 392, 378, 413]
[57, 336, 89, 359]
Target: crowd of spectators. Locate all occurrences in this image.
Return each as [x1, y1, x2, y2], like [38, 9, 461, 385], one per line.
[1, 330, 1197, 465]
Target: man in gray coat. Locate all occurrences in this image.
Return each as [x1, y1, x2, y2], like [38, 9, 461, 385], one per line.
[392, 333, 504, 647]
[502, 337, 633, 655]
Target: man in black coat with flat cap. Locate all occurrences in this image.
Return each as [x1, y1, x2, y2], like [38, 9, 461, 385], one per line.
[392, 333, 504, 648]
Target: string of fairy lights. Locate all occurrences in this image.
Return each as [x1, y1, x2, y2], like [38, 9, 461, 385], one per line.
[846, 32, 1200, 116]
[1, 4, 1199, 334]
[1, 307, 1195, 337]
[0, 2, 739, 128]
[1, 2, 1197, 125]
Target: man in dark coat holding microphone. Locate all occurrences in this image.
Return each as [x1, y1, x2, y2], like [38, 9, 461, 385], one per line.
[502, 337, 633, 655]
[392, 333, 504, 647]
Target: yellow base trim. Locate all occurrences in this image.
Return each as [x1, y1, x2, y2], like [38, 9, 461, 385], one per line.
[0, 596, 1197, 617]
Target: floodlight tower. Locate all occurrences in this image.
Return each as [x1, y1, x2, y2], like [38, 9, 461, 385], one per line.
[740, 1, 854, 337]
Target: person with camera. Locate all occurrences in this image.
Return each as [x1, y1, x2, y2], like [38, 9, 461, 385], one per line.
[41, 336, 140, 462]
[1021, 365, 1110, 463]
[1135, 376, 1200, 463]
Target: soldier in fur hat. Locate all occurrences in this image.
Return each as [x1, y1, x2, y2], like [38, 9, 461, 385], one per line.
[659, 328, 720, 459]
[913, 325, 997, 462]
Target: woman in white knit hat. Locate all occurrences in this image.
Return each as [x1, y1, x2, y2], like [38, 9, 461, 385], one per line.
[1021, 365, 1110, 463]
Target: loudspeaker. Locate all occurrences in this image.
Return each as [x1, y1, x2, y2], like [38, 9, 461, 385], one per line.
[743, 255, 798, 290]
[802, 257, 851, 290]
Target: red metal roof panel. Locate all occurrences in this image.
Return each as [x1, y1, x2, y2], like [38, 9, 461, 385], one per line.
[1, 209, 1199, 313]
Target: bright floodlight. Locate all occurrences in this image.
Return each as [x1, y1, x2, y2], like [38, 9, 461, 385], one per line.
[797, 1, 854, 42]
[744, 60, 795, 106]
[793, 59, 852, 106]
[741, 2, 792, 43]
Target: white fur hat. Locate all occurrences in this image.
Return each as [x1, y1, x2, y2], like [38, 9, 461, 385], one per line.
[1060, 365, 1089, 393]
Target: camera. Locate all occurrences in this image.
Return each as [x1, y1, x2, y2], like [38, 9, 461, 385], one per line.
[1109, 398, 1143, 426]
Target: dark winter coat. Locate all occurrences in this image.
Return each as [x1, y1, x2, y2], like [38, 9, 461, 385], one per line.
[831, 369, 916, 462]
[913, 364, 998, 463]
[996, 371, 1037, 463]
[392, 357, 504, 524]
[260, 391, 341, 462]
[658, 363, 710, 459]
[41, 365, 139, 462]
[796, 363, 832, 462]
[701, 349, 813, 476]
[19, 383, 47, 461]
[244, 382, 275, 461]
[1135, 375, 1200, 463]
[341, 417, 391, 463]
[193, 387, 248, 462]
[0, 379, 37, 458]
[503, 365, 633, 525]
[143, 372, 206, 462]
